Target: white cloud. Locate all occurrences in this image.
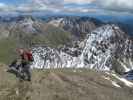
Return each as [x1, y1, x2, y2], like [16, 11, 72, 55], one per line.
[16, 3, 47, 12]
[30, 0, 95, 5]
[63, 7, 97, 13]
[98, 0, 133, 12]
[64, 0, 95, 4]
[0, 3, 6, 7]
[28, 0, 133, 13]
[22, 0, 63, 12]
[0, 3, 16, 11]
[0, 0, 132, 14]
[31, 0, 63, 6]
[0, 0, 63, 12]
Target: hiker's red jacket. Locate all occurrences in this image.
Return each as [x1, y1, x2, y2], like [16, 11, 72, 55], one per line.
[21, 51, 33, 62]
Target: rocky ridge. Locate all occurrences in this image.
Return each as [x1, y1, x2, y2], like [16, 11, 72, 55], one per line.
[32, 24, 133, 73]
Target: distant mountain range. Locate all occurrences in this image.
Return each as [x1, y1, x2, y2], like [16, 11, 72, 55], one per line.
[0, 15, 133, 74]
[0, 15, 105, 47]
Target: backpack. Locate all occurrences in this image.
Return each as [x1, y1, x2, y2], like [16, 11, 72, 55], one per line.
[25, 52, 34, 62]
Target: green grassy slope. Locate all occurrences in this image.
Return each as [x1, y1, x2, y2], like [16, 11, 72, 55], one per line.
[30, 25, 72, 47]
[0, 64, 133, 100]
[0, 24, 72, 63]
[0, 38, 17, 64]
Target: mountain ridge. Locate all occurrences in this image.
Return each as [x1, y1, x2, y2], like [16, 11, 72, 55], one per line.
[0, 15, 132, 74]
[0, 64, 133, 100]
[32, 24, 133, 74]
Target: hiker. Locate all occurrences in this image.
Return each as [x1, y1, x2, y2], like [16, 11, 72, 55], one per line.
[17, 48, 34, 81]
[9, 48, 34, 81]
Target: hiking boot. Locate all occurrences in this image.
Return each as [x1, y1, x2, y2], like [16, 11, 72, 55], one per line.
[27, 78, 31, 81]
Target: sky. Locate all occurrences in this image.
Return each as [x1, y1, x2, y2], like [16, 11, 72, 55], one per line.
[0, 0, 133, 15]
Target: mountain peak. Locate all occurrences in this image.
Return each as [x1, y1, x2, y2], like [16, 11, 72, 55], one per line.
[31, 24, 133, 73]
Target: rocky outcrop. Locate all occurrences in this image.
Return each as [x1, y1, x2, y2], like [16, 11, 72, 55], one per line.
[32, 24, 133, 73]
[48, 16, 104, 40]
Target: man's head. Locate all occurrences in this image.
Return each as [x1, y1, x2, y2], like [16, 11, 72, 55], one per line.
[17, 48, 24, 55]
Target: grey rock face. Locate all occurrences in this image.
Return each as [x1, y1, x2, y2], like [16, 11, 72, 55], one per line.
[48, 17, 104, 40]
[32, 24, 133, 73]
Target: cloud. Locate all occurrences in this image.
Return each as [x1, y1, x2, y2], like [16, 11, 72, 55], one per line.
[19, 0, 64, 12]
[97, 0, 133, 12]
[0, 0, 60, 12]
[66, 8, 97, 13]
[0, 3, 18, 11]
[0, 0, 64, 12]
[0, 0, 132, 14]
[64, 0, 95, 4]
[0, 3, 7, 10]
[29, 0, 133, 13]
[64, 3, 98, 13]
[31, 0, 63, 7]
[0, 3, 41, 12]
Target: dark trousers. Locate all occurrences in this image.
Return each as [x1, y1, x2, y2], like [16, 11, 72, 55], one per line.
[21, 61, 31, 81]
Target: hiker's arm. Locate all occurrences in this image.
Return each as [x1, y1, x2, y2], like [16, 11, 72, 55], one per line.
[22, 54, 29, 63]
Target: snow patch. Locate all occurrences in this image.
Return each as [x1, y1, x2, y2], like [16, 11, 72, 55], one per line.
[118, 59, 130, 72]
[31, 24, 133, 73]
[112, 74, 133, 88]
[102, 76, 121, 88]
[111, 81, 121, 88]
[73, 70, 77, 73]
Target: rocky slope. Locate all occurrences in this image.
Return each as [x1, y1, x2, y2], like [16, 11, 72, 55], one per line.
[32, 24, 133, 73]
[48, 16, 104, 40]
[0, 16, 104, 42]
[0, 16, 72, 47]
